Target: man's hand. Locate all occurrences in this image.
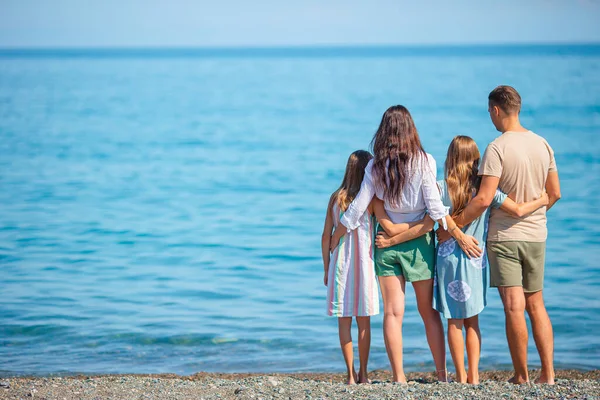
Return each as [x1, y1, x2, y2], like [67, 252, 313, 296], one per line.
[375, 232, 392, 248]
[436, 227, 452, 243]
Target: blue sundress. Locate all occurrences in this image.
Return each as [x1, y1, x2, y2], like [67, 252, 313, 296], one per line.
[433, 180, 506, 319]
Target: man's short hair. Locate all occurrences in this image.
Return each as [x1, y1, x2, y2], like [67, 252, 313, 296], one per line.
[488, 85, 521, 114]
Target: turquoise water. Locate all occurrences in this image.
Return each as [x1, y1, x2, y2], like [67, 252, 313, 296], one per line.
[0, 45, 599, 376]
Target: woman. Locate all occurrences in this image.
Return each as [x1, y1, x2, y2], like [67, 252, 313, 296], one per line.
[331, 106, 481, 383]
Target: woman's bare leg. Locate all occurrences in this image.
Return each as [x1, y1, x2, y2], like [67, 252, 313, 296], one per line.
[378, 275, 407, 383]
[448, 319, 467, 383]
[464, 315, 481, 384]
[356, 316, 371, 383]
[338, 317, 356, 384]
[413, 279, 447, 381]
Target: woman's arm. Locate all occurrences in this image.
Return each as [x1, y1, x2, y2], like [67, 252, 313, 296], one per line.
[375, 216, 435, 248]
[500, 192, 549, 218]
[321, 195, 335, 286]
[330, 162, 376, 250]
[372, 197, 417, 236]
[421, 155, 482, 258]
[339, 161, 376, 231]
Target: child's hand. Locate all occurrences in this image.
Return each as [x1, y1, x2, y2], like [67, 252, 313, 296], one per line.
[375, 232, 392, 248]
[436, 227, 452, 243]
[540, 191, 549, 206]
[330, 226, 345, 252]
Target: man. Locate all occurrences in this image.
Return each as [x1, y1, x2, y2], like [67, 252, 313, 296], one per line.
[453, 85, 561, 384]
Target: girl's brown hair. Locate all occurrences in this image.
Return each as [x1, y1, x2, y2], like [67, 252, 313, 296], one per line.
[335, 150, 373, 211]
[370, 105, 426, 207]
[445, 136, 481, 218]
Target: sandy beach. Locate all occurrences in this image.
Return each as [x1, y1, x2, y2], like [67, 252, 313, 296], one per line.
[1, 370, 599, 399]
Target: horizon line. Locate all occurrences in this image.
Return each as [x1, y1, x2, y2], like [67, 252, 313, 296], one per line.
[1, 42, 599, 59]
[1, 41, 600, 50]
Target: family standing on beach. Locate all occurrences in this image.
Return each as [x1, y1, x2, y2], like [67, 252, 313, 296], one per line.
[321, 86, 561, 385]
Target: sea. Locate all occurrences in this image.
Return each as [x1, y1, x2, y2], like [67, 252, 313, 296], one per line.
[0, 45, 599, 376]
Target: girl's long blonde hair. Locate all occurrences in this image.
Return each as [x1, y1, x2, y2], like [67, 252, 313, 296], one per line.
[445, 136, 481, 218]
[335, 150, 373, 211]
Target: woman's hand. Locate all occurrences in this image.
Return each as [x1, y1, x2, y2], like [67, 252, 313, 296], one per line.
[455, 231, 482, 259]
[324, 270, 328, 286]
[375, 232, 393, 248]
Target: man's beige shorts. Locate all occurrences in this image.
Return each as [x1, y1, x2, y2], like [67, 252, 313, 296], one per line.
[487, 241, 546, 293]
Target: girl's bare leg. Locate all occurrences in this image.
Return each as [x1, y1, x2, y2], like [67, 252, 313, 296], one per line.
[378, 275, 407, 383]
[464, 315, 481, 384]
[448, 319, 467, 383]
[356, 316, 371, 383]
[338, 317, 356, 384]
[413, 279, 447, 381]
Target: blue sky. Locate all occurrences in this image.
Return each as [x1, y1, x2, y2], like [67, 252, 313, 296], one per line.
[1, 0, 600, 47]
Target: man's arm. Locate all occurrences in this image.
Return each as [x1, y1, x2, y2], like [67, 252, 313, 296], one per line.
[453, 176, 500, 227]
[545, 171, 561, 211]
[499, 192, 548, 218]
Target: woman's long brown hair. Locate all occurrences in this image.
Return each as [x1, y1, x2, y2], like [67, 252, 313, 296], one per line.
[445, 136, 481, 218]
[370, 105, 426, 206]
[335, 150, 373, 211]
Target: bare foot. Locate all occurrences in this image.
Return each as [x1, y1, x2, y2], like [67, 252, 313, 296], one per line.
[467, 371, 479, 385]
[508, 375, 529, 385]
[392, 373, 407, 384]
[534, 372, 555, 385]
[437, 369, 450, 383]
[346, 370, 358, 385]
[357, 370, 371, 384]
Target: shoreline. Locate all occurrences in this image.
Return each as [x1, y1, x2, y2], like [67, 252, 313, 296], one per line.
[2, 370, 599, 400]
[3, 368, 599, 381]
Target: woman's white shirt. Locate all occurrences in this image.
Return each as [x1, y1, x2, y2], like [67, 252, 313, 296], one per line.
[340, 153, 449, 232]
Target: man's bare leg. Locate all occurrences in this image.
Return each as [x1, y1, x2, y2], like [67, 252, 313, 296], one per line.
[499, 286, 529, 384]
[525, 291, 555, 385]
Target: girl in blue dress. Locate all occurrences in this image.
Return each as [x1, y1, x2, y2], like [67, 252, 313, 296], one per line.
[433, 136, 549, 384]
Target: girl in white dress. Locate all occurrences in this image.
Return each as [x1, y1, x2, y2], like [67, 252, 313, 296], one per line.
[321, 150, 379, 385]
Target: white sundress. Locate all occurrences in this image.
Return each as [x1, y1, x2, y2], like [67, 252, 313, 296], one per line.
[326, 203, 380, 317]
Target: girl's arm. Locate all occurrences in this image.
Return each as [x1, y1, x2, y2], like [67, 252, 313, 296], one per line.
[330, 162, 376, 250]
[375, 216, 435, 248]
[500, 192, 549, 218]
[321, 195, 336, 285]
[372, 197, 421, 236]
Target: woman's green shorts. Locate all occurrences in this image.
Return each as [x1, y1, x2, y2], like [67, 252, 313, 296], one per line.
[374, 230, 435, 282]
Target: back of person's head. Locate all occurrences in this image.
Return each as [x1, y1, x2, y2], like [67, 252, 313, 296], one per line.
[370, 105, 426, 207]
[488, 85, 521, 115]
[445, 135, 481, 217]
[336, 150, 373, 211]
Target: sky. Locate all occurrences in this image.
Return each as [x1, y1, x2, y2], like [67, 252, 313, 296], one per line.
[1, 0, 600, 48]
